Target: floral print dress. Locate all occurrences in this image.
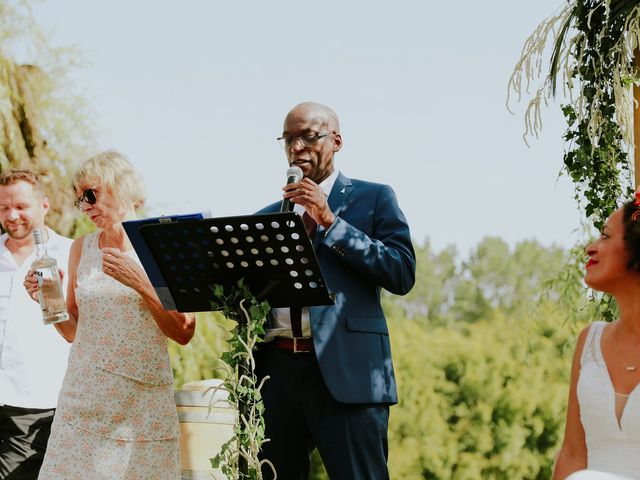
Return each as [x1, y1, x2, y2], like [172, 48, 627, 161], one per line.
[39, 232, 180, 479]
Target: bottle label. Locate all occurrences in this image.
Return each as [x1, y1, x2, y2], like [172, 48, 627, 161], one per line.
[34, 267, 66, 323]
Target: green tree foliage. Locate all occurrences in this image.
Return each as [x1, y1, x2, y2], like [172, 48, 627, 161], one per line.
[0, 0, 94, 237]
[383, 239, 458, 326]
[386, 238, 569, 326]
[388, 305, 581, 479]
[169, 311, 234, 388]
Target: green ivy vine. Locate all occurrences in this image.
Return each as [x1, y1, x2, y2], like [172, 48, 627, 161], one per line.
[209, 280, 274, 480]
[509, 0, 639, 229]
[508, 1, 640, 320]
[560, 1, 634, 229]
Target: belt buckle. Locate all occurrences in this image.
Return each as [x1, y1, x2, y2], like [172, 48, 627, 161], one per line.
[293, 337, 308, 353]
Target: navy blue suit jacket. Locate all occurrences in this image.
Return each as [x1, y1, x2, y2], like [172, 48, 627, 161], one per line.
[259, 172, 416, 405]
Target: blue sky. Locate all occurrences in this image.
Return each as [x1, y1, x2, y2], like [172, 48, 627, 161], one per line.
[28, 0, 582, 253]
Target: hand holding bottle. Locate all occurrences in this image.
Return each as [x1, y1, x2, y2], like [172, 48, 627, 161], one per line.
[23, 270, 39, 302]
[24, 268, 65, 302]
[29, 229, 69, 324]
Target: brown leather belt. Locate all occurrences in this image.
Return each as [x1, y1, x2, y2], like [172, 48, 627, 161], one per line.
[269, 337, 314, 353]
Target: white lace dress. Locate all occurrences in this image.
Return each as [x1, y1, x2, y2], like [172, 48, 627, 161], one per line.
[38, 232, 180, 479]
[577, 321, 640, 479]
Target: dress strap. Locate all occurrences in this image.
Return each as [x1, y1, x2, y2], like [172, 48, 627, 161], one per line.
[77, 231, 101, 280]
[580, 321, 606, 367]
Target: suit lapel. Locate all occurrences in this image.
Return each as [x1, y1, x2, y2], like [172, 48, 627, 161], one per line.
[313, 172, 353, 249]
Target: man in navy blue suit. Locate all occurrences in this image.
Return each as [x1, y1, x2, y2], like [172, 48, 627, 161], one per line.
[256, 102, 416, 479]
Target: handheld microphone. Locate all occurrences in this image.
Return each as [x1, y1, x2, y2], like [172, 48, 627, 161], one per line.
[280, 166, 304, 212]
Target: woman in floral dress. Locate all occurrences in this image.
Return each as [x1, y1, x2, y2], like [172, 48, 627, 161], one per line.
[27, 150, 195, 479]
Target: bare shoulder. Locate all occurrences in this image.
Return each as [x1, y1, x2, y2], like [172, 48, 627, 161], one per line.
[70, 236, 85, 253]
[68, 236, 86, 267]
[572, 324, 594, 362]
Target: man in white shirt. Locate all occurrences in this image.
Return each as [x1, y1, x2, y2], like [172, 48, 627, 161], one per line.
[0, 170, 72, 480]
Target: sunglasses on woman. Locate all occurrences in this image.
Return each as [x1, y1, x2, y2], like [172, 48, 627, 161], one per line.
[74, 188, 97, 209]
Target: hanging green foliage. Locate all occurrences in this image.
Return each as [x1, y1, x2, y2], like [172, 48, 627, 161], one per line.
[508, 0, 640, 228]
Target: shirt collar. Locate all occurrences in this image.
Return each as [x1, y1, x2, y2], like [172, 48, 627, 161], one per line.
[318, 169, 340, 197]
[293, 170, 340, 216]
[0, 233, 8, 253]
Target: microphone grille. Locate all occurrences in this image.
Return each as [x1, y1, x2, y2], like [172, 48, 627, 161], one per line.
[286, 166, 303, 182]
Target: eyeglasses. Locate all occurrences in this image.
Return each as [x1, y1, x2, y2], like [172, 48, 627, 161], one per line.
[277, 132, 334, 150]
[74, 188, 97, 209]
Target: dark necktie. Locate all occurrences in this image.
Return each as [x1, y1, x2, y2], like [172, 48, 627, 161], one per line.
[302, 211, 317, 238]
[290, 211, 316, 337]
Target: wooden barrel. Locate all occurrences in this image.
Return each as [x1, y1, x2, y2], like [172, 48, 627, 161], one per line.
[175, 379, 235, 480]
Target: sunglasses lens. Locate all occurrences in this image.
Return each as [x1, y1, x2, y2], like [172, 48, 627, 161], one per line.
[75, 188, 97, 208]
[84, 188, 96, 204]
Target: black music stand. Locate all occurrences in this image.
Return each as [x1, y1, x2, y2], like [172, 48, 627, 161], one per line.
[139, 211, 334, 312]
[139, 212, 333, 477]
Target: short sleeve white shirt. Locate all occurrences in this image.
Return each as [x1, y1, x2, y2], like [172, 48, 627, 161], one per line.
[0, 228, 73, 409]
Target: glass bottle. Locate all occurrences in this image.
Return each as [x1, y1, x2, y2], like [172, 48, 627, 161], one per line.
[31, 229, 69, 324]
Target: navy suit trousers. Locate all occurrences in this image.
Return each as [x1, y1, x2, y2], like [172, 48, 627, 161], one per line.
[256, 345, 390, 480]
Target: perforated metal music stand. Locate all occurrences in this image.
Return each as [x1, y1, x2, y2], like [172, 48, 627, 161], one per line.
[139, 212, 334, 312]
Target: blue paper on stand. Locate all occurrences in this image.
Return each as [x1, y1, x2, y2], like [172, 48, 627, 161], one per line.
[123, 212, 206, 310]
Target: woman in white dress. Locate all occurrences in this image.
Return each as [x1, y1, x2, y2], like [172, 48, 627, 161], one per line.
[26, 151, 196, 479]
[554, 194, 640, 479]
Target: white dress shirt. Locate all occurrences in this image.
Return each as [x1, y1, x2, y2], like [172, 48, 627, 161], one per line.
[0, 228, 72, 409]
[266, 170, 339, 341]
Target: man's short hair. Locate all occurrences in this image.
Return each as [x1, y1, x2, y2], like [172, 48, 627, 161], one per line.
[0, 170, 44, 194]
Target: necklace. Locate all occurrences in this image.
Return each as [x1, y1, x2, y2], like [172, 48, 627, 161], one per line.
[613, 326, 639, 372]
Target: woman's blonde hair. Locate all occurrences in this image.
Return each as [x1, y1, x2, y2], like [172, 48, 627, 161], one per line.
[72, 150, 145, 210]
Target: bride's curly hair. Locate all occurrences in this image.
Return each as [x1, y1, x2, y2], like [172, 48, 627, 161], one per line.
[622, 199, 640, 272]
